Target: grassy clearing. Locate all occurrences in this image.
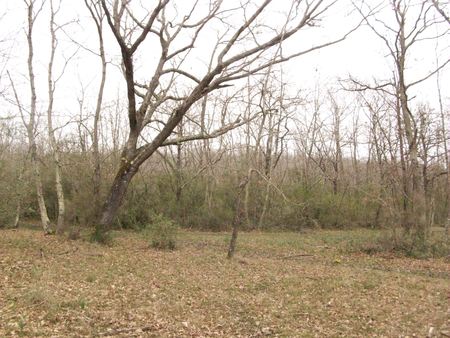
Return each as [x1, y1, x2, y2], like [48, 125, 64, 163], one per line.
[0, 228, 449, 337]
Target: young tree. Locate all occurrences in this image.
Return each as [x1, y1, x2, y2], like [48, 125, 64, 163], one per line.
[12, 0, 52, 234]
[84, 0, 108, 217]
[46, 0, 67, 234]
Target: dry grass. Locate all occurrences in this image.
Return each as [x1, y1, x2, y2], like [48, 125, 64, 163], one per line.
[0, 228, 449, 337]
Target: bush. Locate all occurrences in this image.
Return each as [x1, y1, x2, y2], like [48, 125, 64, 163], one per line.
[0, 160, 24, 228]
[0, 205, 15, 228]
[346, 229, 450, 259]
[115, 203, 152, 230]
[148, 214, 178, 250]
[90, 226, 113, 245]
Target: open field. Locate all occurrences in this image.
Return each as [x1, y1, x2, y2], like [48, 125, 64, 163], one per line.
[0, 228, 449, 337]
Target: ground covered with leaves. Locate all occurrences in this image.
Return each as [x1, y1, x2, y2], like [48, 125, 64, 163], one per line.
[0, 228, 449, 337]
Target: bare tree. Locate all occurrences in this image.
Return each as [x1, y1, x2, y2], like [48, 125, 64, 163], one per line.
[328, 90, 346, 195]
[46, 0, 67, 234]
[14, 0, 51, 234]
[350, 0, 450, 237]
[94, 0, 356, 238]
[432, 0, 450, 24]
[84, 0, 108, 217]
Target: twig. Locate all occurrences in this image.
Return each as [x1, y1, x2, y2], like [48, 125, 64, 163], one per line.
[279, 253, 314, 260]
[56, 247, 79, 255]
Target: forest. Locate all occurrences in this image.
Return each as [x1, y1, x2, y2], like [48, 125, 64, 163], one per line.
[0, 0, 449, 337]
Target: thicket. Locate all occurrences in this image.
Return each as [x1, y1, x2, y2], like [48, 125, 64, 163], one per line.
[0, 146, 448, 233]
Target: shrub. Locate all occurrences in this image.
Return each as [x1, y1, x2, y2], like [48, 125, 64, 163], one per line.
[115, 203, 152, 230]
[148, 214, 178, 250]
[0, 204, 16, 228]
[0, 158, 25, 228]
[90, 226, 113, 245]
[346, 228, 450, 259]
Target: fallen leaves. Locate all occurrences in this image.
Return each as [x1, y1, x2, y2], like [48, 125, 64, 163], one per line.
[0, 228, 449, 337]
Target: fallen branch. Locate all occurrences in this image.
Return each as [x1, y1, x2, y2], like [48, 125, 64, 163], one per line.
[279, 253, 314, 260]
[57, 247, 79, 255]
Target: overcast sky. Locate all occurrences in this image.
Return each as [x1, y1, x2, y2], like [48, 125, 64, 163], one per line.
[0, 0, 449, 133]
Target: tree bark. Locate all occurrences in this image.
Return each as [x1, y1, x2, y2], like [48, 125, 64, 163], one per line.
[24, 0, 51, 234]
[227, 177, 249, 259]
[97, 161, 138, 232]
[47, 0, 65, 234]
[85, 0, 107, 218]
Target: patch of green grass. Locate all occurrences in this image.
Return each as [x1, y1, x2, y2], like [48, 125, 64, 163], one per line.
[30, 266, 42, 280]
[360, 278, 380, 291]
[85, 274, 96, 283]
[17, 316, 26, 337]
[24, 287, 51, 306]
[60, 297, 88, 310]
[90, 227, 113, 245]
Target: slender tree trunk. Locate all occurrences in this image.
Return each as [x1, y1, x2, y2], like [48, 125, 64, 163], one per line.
[395, 97, 410, 233]
[47, 0, 65, 234]
[53, 156, 65, 233]
[396, 17, 423, 238]
[85, 0, 107, 218]
[13, 202, 21, 229]
[31, 144, 51, 233]
[330, 95, 344, 195]
[436, 50, 450, 239]
[243, 79, 252, 225]
[12, 164, 25, 229]
[227, 177, 249, 259]
[24, 1, 51, 234]
[258, 112, 274, 228]
[175, 123, 183, 203]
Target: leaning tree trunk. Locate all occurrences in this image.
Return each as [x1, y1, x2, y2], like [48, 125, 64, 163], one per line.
[96, 161, 138, 234]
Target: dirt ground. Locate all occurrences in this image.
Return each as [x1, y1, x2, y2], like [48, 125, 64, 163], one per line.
[0, 228, 449, 337]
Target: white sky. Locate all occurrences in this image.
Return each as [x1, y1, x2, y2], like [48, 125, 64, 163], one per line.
[0, 0, 449, 148]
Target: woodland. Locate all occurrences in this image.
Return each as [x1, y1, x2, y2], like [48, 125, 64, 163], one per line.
[0, 0, 449, 336]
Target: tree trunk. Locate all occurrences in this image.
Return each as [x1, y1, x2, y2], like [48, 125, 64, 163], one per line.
[96, 162, 138, 233]
[436, 51, 450, 239]
[258, 112, 274, 228]
[227, 177, 249, 259]
[13, 202, 21, 229]
[24, 1, 51, 234]
[54, 159, 65, 233]
[47, 0, 65, 234]
[175, 123, 183, 203]
[32, 148, 51, 234]
[87, 0, 107, 218]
